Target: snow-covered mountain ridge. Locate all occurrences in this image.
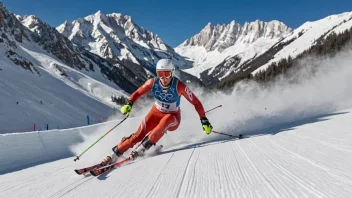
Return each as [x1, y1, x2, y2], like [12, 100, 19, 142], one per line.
[56, 11, 191, 69]
[175, 20, 292, 79]
[56, 10, 202, 85]
[176, 12, 352, 86]
[252, 11, 352, 74]
[0, 3, 139, 132]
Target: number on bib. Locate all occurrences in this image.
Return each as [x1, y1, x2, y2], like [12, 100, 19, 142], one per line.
[161, 103, 170, 109]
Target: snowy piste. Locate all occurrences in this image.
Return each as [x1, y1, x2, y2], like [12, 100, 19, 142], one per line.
[1, 109, 352, 197]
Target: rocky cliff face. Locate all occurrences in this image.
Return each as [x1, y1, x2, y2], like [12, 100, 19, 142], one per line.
[175, 20, 293, 84]
[14, 12, 145, 94]
[56, 11, 193, 71]
[179, 20, 292, 52]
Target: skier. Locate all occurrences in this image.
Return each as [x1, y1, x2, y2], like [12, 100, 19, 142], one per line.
[100, 59, 213, 166]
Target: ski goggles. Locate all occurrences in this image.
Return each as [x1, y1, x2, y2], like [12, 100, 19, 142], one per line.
[157, 71, 172, 78]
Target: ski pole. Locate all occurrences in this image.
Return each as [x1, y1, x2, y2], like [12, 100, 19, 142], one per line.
[74, 114, 129, 162]
[205, 105, 222, 113]
[212, 130, 243, 139]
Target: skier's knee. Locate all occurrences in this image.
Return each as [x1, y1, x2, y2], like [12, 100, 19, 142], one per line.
[120, 134, 132, 143]
[166, 115, 179, 131]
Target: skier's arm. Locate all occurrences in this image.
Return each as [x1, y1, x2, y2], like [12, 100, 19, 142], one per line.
[177, 81, 206, 118]
[128, 78, 154, 103]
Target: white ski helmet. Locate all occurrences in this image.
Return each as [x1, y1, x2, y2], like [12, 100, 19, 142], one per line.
[156, 59, 175, 72]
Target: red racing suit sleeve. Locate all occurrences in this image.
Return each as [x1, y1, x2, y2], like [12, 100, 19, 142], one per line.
[128, 78, 154, 103]
[177, 81, 206, 118]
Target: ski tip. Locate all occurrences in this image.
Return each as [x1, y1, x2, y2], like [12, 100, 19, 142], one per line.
[74, 169, 83, 175]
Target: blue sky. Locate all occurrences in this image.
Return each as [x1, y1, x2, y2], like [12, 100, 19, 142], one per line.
[3, 0, 352, 47]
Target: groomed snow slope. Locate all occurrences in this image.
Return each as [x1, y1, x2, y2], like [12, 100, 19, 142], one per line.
[0, 118, 134, 174]
[0, 109, 352, 198]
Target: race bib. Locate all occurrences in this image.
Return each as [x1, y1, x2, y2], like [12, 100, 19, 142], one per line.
[155, 100, 178, 112]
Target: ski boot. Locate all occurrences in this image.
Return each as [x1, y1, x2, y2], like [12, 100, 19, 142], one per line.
[130, 145, 146, 160]
[100, 156, 112, 166]
[130, 135, 155, 160]
[100, 145, 123, 166]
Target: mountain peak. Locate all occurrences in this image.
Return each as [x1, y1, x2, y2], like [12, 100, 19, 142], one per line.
[83, 10, 109, 26]
[178, 19, 292, 51]
[95, 10, 103, 15]
[55, 10, 192, 70]
[229, 20, 237, 25]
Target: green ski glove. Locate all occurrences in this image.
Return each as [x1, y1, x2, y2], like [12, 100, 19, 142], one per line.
[201, 117, 213, 135]
[120, 101, 133, 115]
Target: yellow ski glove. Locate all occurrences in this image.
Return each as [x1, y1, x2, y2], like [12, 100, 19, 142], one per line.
[120, 101, 133, 115]
[201, 117, 213, 135]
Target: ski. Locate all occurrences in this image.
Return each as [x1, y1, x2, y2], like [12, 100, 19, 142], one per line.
[74, 163, 103, 175]
[90, 144, 164, 177]
[90, 157, 132, 176]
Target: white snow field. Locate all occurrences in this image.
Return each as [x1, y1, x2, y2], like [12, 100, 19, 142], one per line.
[0, 108, 352, 198]
[0, 29, 129, 133]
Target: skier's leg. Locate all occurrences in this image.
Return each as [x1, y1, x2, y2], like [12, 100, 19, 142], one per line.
[166, 111, 181, 132]
[116, 109, 160, 154]
[101, 110, 159, 164]
[130, 111, 181, 159]
[148, 111, 181, 144]
[101, 108, 161, 165]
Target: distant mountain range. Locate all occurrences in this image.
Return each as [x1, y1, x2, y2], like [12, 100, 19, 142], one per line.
[1, 1, 351, 131]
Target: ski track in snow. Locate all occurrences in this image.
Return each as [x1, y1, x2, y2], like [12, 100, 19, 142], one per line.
[1, 111, 352, 197]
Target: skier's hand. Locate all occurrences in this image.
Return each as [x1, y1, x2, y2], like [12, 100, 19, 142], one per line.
[201, 117, 213, 135]
[120, 101, 133, 115]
